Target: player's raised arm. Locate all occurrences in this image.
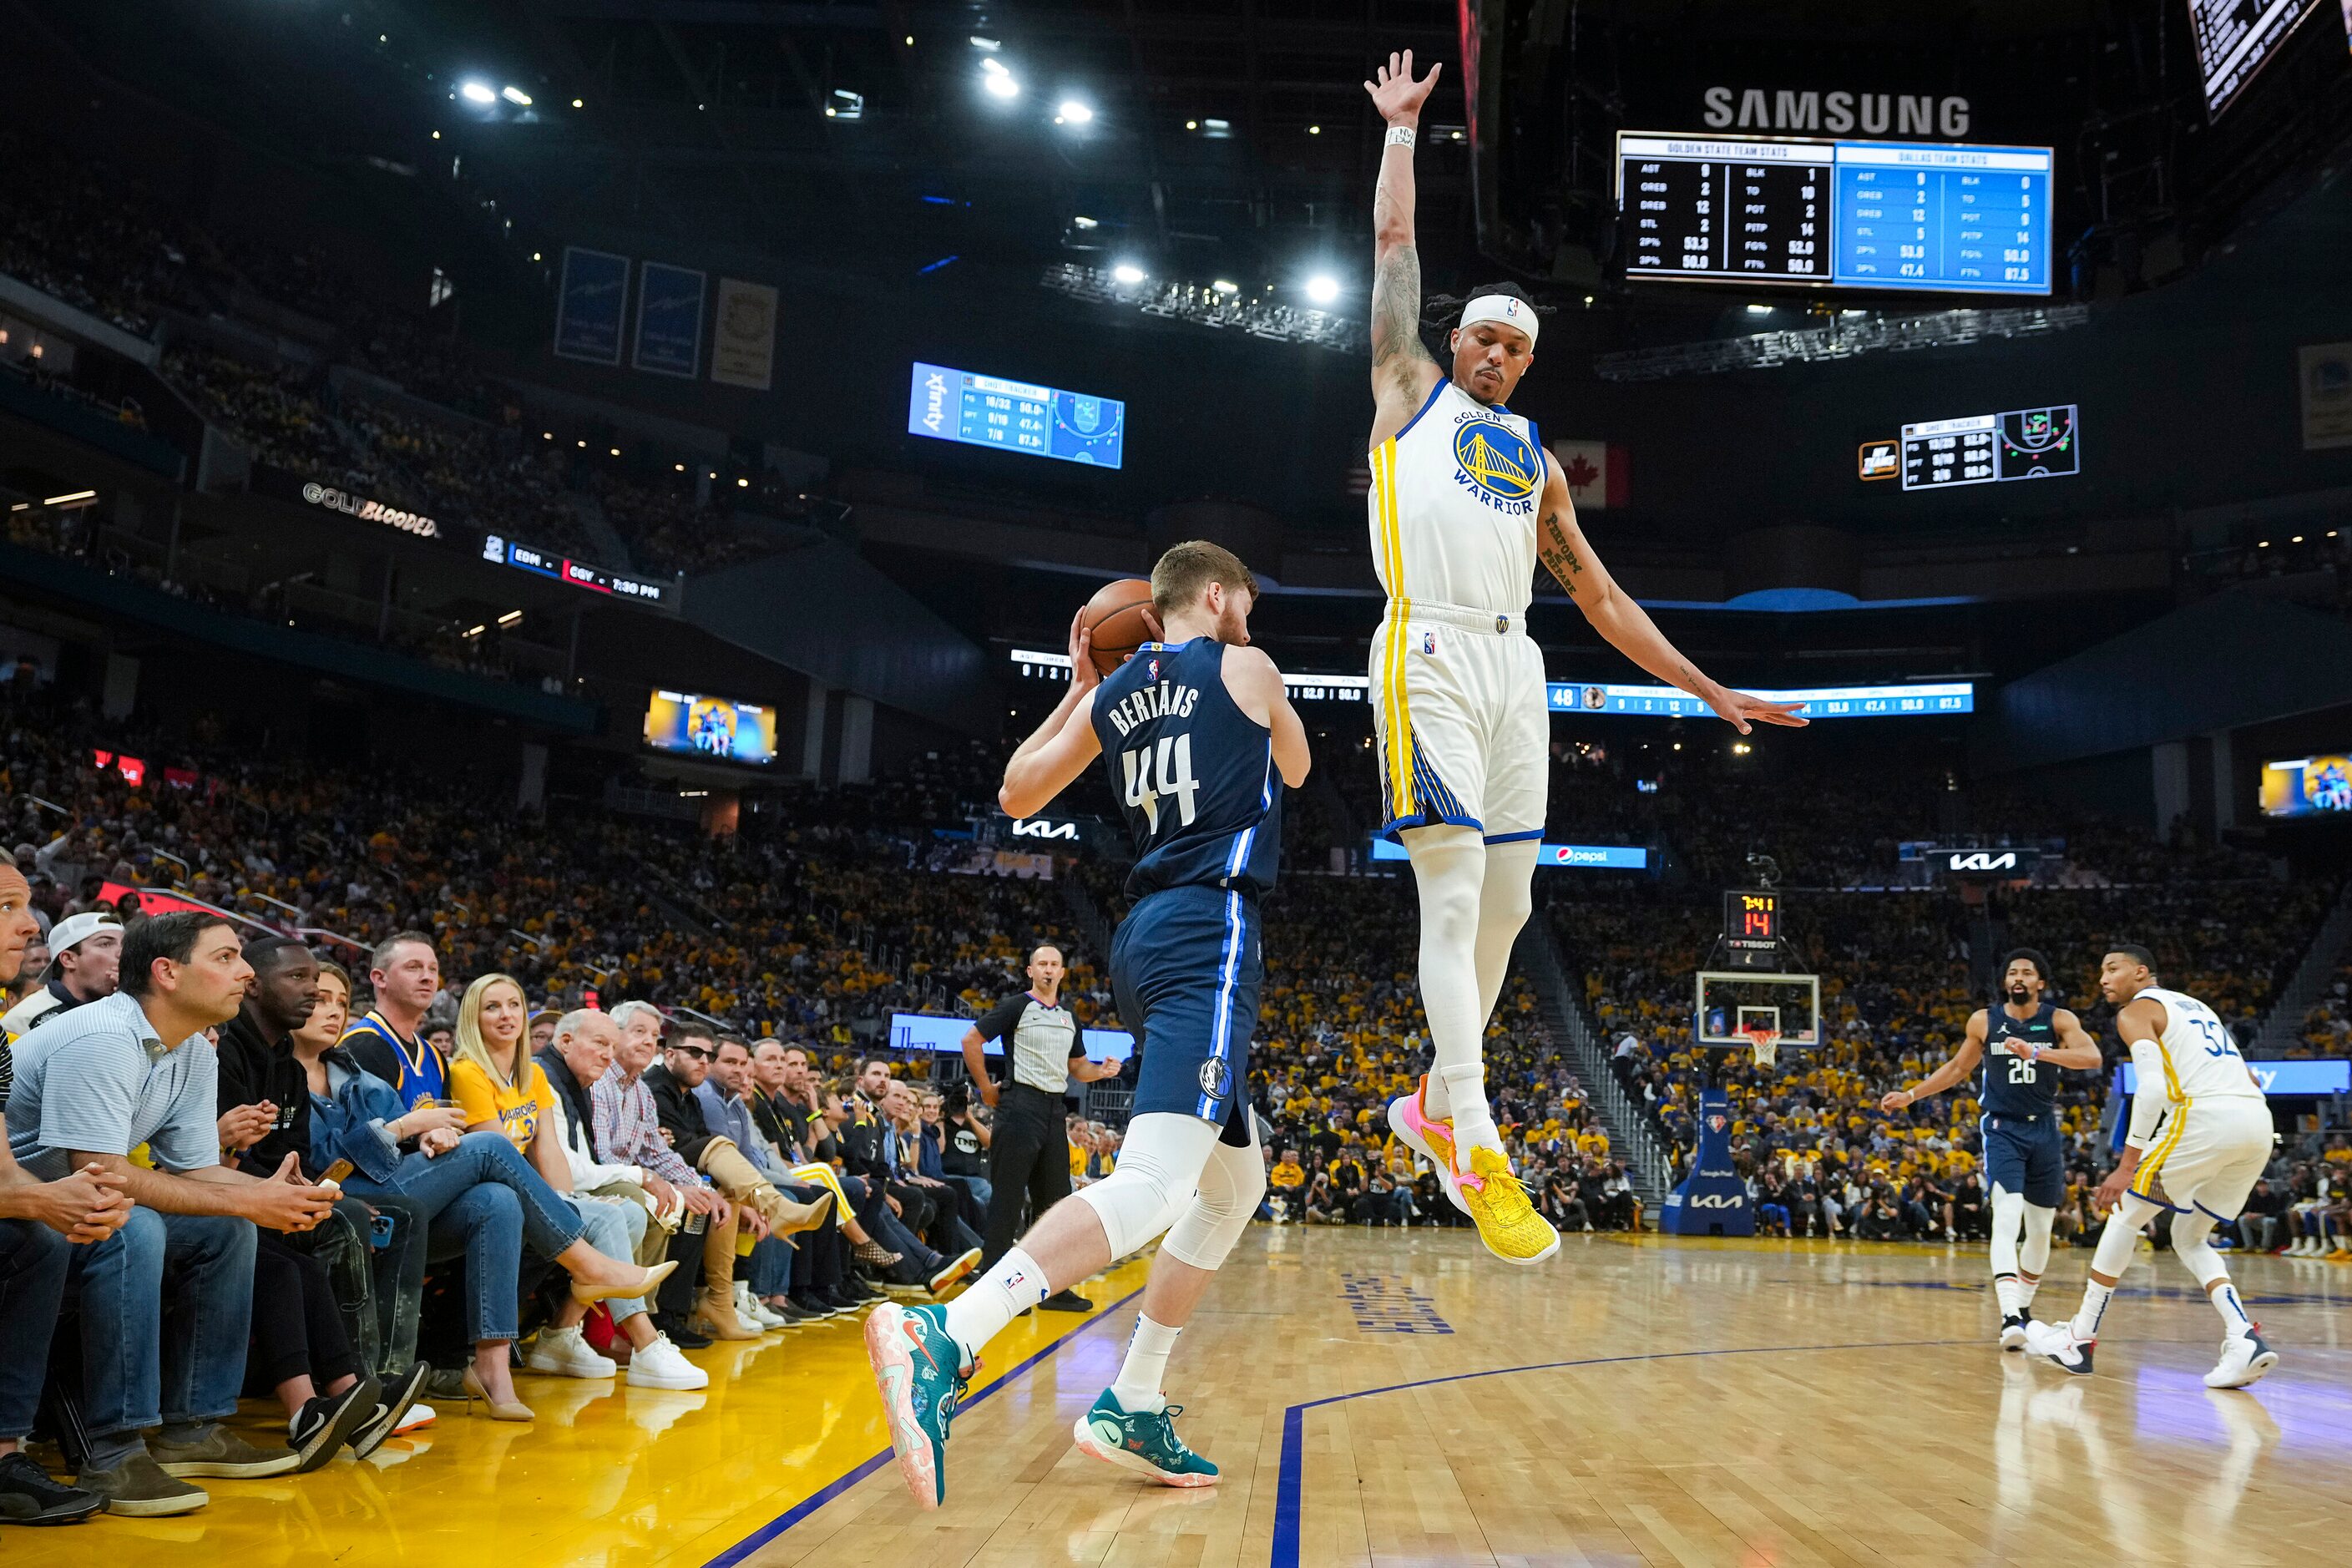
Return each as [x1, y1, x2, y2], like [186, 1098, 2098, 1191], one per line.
[1535, 463, 1809, 736]
[1221, 646, 1311, 788]
[1000, 609, 1106, 817]
[1880, 1009, 1988, 1112]
[1365, 50, 1444, 439]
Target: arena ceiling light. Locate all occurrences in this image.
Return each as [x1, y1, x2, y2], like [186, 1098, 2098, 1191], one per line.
[1211, 278, 1240, 295]
[1044, 263, 1360, 353]
[458, 80, 496, 105]
[1305, 274, 1342, 306]
[1056, 99, 1094, 125]
[1111, 261, 1147, 283]
[979, 58, 1020, 100]
[500, 85, 532, 106]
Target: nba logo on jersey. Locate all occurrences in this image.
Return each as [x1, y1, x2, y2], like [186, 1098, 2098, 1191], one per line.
[1422, 630, 1436, 655]
[1147, 657, 1161, 680]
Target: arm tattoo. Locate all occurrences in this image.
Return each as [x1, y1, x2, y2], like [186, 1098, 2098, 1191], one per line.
[1537, 509, 1586, 597]
[1369, 244, 1435, 377]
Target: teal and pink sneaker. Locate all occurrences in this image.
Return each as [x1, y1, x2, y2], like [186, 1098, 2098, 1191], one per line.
[1070, 1388, 1219, 1487]
[864, 1302, 971, 1510]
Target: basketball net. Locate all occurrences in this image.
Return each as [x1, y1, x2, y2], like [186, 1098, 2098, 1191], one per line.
[1743, 1027, 1780, 1070]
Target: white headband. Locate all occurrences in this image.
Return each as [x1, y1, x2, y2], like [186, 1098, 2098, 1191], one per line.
[1457, 293, 1537, 346]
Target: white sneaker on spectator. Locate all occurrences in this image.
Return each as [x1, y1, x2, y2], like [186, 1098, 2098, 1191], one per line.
[525, 1325, 619, 1379]
[392, 1403, 438, 1436]
[736, 1282, 788, 1331]
[625, 1333, 710, 1391]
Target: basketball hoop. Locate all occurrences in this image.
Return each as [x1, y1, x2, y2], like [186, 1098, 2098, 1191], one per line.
[1743, 1027, 1780, 1070]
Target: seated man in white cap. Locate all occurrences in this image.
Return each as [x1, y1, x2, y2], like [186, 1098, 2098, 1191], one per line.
[0, 910, 124, 1041]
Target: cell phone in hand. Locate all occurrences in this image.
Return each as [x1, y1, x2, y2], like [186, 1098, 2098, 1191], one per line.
[320, 1159, 356, 1185]
[369, 1211, 396, 1249]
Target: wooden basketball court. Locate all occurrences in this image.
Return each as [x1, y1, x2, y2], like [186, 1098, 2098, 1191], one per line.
[18, 1231, 2349, 1566]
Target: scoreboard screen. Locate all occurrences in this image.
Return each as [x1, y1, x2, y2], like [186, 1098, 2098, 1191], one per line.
[2190, 0, 2326, 119]
[907, 362, 1125, 468]
[1618, 132, 2052, 295]
[1899, 406, 2080, 491]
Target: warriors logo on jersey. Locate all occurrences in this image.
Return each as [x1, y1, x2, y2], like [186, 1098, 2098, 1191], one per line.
[1451, 416, 1540, 513]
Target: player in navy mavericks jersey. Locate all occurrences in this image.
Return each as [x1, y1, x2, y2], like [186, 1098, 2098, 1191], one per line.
[864, 541, 1309, 1511]
[1881, 949, 2102, 1348]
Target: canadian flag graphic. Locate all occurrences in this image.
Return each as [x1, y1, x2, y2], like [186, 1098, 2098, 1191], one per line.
[1547, 440, 1629, 511]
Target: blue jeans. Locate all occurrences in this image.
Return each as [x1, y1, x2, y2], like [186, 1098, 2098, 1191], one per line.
[345, 1132, 584, 1343]
[0, 1218, 71, 1441]
[70, 1209, 257, 1469]
[568, 1197, 648, 1322]
[745, 1235, 793, 1297]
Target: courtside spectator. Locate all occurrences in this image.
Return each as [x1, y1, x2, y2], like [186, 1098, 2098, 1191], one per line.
[0, 909, 120, 1039]
[340, 932, 448, 1109]
[0, 849, 125, 1525]
[594, 1003, 737, 1343]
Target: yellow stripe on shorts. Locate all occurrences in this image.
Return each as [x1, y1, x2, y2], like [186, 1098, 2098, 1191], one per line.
[2132, 1100, 2191, 1198]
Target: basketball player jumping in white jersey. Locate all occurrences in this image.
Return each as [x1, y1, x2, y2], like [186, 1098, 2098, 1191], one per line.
[2024, 944, 2280, 1389]
[1364, 51, 1808, 1263]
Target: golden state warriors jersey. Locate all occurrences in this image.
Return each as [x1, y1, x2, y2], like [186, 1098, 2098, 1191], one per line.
[1368, 380, 1545, 619]
[2136, 987, 2263, 1104]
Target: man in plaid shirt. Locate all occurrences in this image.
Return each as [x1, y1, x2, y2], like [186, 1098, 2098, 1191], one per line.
[594, 1014, 738, 1338]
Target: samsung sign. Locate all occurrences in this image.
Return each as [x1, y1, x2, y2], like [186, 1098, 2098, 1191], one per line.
[1702, 88, 1970, 138]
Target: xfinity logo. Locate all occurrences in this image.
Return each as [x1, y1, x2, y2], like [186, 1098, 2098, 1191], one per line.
[1945, 851, 2018, 872]
[1010, 817, 1078, 841]
[1702, 88, 1970, 138]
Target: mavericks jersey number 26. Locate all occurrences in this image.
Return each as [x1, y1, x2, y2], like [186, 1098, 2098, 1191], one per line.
[1090, 637, 1281, 902]
[1981, 1002, 2061, 1119]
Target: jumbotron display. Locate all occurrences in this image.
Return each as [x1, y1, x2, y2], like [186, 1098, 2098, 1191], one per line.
[2191, 0, 2327, 119]
[643, 690, 777, 765]
[1899, 405, 2081, 490]
[906, 362, 1125, 468]
[1617, 132, 2052, 294]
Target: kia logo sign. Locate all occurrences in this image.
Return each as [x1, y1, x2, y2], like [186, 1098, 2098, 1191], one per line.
[1688, 1192, 1744, 1208]
[300, 481, 439, 539]
[1938, 847, 2041, 874]
[1010, 817, 1079, 841]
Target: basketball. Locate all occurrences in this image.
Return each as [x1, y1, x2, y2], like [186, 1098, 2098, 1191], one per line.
[1079, 578, 1160, 676]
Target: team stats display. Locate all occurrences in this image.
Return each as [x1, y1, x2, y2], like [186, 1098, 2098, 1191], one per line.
[1899, 406, 2080, 491]
[1618, 133, 2052, 295]
[906, 362, 1125, 468]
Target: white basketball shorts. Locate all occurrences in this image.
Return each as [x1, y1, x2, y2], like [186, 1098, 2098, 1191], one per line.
[1368, 599, 1548, 843]
[2132, 1095, 2274, 1221]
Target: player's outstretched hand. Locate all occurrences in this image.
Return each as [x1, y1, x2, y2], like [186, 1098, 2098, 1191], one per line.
[1065, 607, 1101, 694]
[1878, 1090, 1912, 1114]
[1363, 50, 1441, 126]
[2092, 1166, 2132, 1218]
[1704, 684, 1810, 736]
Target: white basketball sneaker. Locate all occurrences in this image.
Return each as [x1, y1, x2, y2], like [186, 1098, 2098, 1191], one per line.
[2203, 1329, 2279, 1390]
[2021, 1317, 2094, 1375]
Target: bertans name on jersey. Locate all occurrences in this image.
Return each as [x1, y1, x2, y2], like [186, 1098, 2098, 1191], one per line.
[1102, 680, 1201, 737]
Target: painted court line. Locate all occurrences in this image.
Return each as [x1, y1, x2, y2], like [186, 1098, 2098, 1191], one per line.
[701, 1286, 1146, 1568]
[1267, 1338, 1975, 1568]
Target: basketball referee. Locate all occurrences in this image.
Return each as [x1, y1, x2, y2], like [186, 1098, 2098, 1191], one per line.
[960, 944, 1120, 1311]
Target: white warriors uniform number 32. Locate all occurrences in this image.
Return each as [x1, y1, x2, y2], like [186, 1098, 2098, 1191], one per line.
[2127, 986, 2271, 1219]
[1367, 359, 1550, 844]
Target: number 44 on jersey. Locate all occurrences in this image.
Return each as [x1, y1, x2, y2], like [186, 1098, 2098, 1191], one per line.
[1122, 734, 1201, 836]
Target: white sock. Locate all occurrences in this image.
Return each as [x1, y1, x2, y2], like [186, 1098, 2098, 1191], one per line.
[1407, 827, 1486, 1136]
[1993, 1273, 2022, 1318]
[1439, 1063, 1497, 1158]
[1110, 1314, 1181, 1413]
[2211, 1282, 2253, 1340]
[942, 1247, 1049, 1367]
[2071, 1280, 2114, 1343]
[2018, 1272, 2041, 1312]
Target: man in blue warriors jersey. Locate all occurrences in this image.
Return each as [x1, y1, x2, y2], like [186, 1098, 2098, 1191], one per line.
[864, 540, 1310, 1511]
[1880, 948, 2103, 1348]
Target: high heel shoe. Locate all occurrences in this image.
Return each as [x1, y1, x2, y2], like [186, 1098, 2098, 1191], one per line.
[461, 1365, 535, 1422]
[571, 1257, 677, 1308]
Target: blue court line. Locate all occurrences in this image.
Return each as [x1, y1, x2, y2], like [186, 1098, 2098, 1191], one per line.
[1268, 1338, 1973, 1568]
[701, 1286, 1145, 1568]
